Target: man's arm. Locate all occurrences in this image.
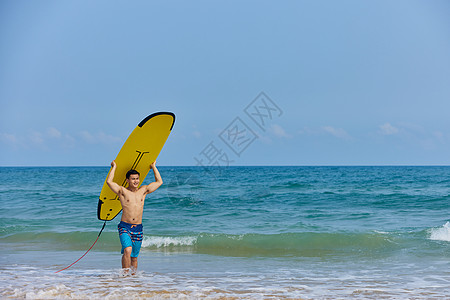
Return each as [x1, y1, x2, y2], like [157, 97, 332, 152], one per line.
[145, 161, 163, 194]
[106, 160, 122, 195]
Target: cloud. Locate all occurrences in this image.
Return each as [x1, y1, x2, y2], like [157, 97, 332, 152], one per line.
[270, 124, 290, 138]
[0, 133, 18, 145]
[379, 123, 399, 135]
[322, 126, 352, 140]
[1, 128, 121, 152]
[30, 131, 45, 146]
[375, 122, 450, 151]
[192, 131, 202, 138]
[47, 127, 62, 139]
[30, 128, 72, 149]
[79, 130, 121, 144]
[297, 126, 352, 140]
[97, 131, 122, 144]
[79, 130, 95, 143]
[297, 127, 317, 135]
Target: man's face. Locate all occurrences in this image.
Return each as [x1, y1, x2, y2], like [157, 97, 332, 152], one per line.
[127, 174, 140, 188]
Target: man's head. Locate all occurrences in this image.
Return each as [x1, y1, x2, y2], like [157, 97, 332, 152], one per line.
[126, 169, 140, 189]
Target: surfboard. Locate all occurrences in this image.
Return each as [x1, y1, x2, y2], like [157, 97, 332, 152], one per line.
[97, 112, 175, 221]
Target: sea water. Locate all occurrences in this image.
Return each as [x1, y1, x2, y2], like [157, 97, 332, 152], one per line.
[0, 166, 449, 299]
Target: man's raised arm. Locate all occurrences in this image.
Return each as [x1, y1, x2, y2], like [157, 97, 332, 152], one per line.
[145, 162, 163, 194]
[107, 160, 122, 195]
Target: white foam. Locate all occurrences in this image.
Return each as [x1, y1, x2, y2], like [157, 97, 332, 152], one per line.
[429, 222, 450, 242]
[141, 235, 197, 248]
[24, 284, 72, 299]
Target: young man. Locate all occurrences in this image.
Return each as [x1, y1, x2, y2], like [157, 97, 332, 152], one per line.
[106, 160, 163, 274]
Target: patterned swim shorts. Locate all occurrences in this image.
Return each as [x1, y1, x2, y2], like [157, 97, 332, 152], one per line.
[118, 221, 143, 258]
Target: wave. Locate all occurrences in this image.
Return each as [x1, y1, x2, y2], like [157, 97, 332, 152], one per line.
[429, 222, 450, 242]
[270, 181, 313, 190]
[142, 235, 197, 248]
[1, 230, 396, 255]
[3, 228, 446, 257]
[140, 232, 403, 257]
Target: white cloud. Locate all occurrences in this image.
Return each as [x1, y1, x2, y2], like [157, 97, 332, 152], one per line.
[79, 130, 121, 144]
[1, 128, 121, 155]
[97, 131, 122, 144]
[379, 123, 399, 135]
[193, 131, 202, 139]
[322, 126, 352, 140]
[30, 131, 45, 145]
[79, 130, 95, 143]
[270, 124, 290, 138]
[297, 127, 317, 135]
[297, 126, 352, 140]
[0, 133, 18, 145]
[47, 127, 62, 139]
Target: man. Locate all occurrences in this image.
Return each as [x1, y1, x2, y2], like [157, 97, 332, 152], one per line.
[106, 160, 163, 274]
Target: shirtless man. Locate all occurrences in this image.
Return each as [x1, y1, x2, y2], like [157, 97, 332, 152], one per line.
[106, 160, 163, 274]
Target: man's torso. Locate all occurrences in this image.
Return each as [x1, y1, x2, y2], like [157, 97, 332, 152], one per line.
[119, 187, 147, 224]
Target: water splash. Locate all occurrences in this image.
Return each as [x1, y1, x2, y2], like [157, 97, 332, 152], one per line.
[429, 222, 450, 242]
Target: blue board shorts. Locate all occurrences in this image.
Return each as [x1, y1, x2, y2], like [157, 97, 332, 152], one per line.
[118, 221, 143, 258]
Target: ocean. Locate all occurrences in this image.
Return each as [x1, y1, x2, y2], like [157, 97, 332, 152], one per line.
[1, 166, 449, 299]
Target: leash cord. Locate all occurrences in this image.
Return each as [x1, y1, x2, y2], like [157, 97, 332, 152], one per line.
[55, 221, 107, 273]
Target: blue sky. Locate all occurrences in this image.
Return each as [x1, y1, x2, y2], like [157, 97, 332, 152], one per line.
[1, 0, 450, 166]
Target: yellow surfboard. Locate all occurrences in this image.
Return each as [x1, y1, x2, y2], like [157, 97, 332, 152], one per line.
[97, 112, 175, 221]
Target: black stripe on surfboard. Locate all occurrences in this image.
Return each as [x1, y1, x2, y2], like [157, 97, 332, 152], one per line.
[138, 112, 175, 130]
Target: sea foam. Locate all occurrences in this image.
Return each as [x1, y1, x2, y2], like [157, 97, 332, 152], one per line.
[429, 222, 450, 242]
[142, 235, 197, 248]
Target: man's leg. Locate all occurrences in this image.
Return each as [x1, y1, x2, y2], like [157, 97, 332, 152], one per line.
[122, 246, 132, 269]
[130, 257, 138, 274]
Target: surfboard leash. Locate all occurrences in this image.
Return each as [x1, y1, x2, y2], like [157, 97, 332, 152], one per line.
[55, 220, 107, 273]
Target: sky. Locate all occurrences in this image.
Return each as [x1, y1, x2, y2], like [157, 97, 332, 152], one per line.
[1, 0, 450, 166]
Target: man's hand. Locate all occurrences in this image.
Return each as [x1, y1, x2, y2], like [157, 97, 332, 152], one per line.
[150, 161, 156, 169]
[111, 160, 117, 168]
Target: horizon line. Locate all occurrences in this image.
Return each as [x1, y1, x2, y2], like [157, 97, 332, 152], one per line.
[2, 164, 450, 168]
